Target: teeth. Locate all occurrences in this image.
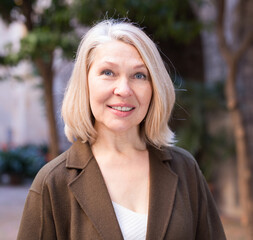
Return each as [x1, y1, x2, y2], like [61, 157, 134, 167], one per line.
[111, 106, 133, 112]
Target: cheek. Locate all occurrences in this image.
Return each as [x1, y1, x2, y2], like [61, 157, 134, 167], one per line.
[141, 85, 153, 106]
[88, 80, 111, 109]
[135, 81, 152, 100]
[88, 75, 101, 102]
[88, 80, 100, 114]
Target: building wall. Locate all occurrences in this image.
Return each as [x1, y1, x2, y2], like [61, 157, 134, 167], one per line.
[0, 64, 49, 147]
[0, 19, 72, 150]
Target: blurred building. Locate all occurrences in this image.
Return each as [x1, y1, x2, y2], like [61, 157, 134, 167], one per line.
[0, 19, 72, 150]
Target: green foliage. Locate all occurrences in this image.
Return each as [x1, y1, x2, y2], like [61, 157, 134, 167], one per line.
[175, 81, 224, 152]
[173, 80, 233, 181]
[20, 29, 77, 60]
[0, 0, 202, 64]
[74, 0, 202, 43]
[0, 0, 79, 65]
[0, 145, 47, 178]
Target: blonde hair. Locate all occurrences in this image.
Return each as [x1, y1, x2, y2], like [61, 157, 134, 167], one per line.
[62, 19, 175, 147]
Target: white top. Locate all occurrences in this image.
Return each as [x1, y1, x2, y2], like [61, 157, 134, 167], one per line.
[112, 201, 148, 240]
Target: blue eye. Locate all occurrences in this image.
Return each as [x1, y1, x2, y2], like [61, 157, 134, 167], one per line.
[102, 70, 113, 76]
[135, 73, 146, 79]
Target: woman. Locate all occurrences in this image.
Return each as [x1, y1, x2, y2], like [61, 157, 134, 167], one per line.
[18, 19, 226, 240]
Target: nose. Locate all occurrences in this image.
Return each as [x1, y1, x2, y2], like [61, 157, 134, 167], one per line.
[113, 77, 133, 97]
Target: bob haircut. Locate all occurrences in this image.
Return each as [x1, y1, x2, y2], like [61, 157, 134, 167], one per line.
[62, 19, 175, 147]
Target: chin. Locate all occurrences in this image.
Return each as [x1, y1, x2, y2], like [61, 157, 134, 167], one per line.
[103, 121, 138, 133]
[107, 125, 133, 133]
[95, 118, 142, 134]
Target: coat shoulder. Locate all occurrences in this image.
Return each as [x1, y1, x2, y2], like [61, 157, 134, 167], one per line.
[162, 145, 204, 181]
[167, 145, 198, 168]
[29, 150, 69, 194]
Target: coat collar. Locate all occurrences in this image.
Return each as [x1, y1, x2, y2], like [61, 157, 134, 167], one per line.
[67, 140, 178, 240]
[66, 140, 93, 169]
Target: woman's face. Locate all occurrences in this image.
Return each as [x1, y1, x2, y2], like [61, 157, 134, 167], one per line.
[87, 40, 152, 134]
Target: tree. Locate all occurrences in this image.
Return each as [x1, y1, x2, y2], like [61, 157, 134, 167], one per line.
[74, 0, 204, 82]
[214, 0, 253, 238]
[0, 0, 78, 159]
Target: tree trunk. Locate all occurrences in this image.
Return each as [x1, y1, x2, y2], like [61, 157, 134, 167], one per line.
[19, 0, 59, 159]
[214, 0, 253, 238]
[226, 58, 253, 239]
[35, 57, 59, 159]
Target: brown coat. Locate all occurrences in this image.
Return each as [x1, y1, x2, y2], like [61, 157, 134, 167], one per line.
[17, 140, 226, 240]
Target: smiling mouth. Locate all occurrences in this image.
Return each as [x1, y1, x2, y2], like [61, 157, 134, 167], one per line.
[108, 106, 135, 112]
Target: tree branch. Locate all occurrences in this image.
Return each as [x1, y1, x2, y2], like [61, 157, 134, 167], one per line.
[235, 31, 253, 61]
[21, 0, 33, 31]
[215, 0, 232, 62]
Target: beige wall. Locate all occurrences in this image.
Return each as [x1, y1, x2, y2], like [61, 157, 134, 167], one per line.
[0, 20, 48, 147]
[0, 70, 48, 147]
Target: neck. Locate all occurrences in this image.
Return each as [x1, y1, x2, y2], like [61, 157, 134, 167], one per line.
[92, 123, 146, 154]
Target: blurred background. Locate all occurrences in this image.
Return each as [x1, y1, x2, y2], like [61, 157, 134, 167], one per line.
[0, 0, 252, 239]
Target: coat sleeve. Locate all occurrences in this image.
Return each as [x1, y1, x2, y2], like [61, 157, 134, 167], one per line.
[17, 175, 57, 239]
[195, 165, 227, 240]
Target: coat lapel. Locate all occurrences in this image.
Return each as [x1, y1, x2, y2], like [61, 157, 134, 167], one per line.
[146, 145, 178, 240]
[67, 140, 123, 240]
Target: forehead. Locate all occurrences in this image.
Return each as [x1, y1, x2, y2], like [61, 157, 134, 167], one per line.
[92, 40, 146, 65]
